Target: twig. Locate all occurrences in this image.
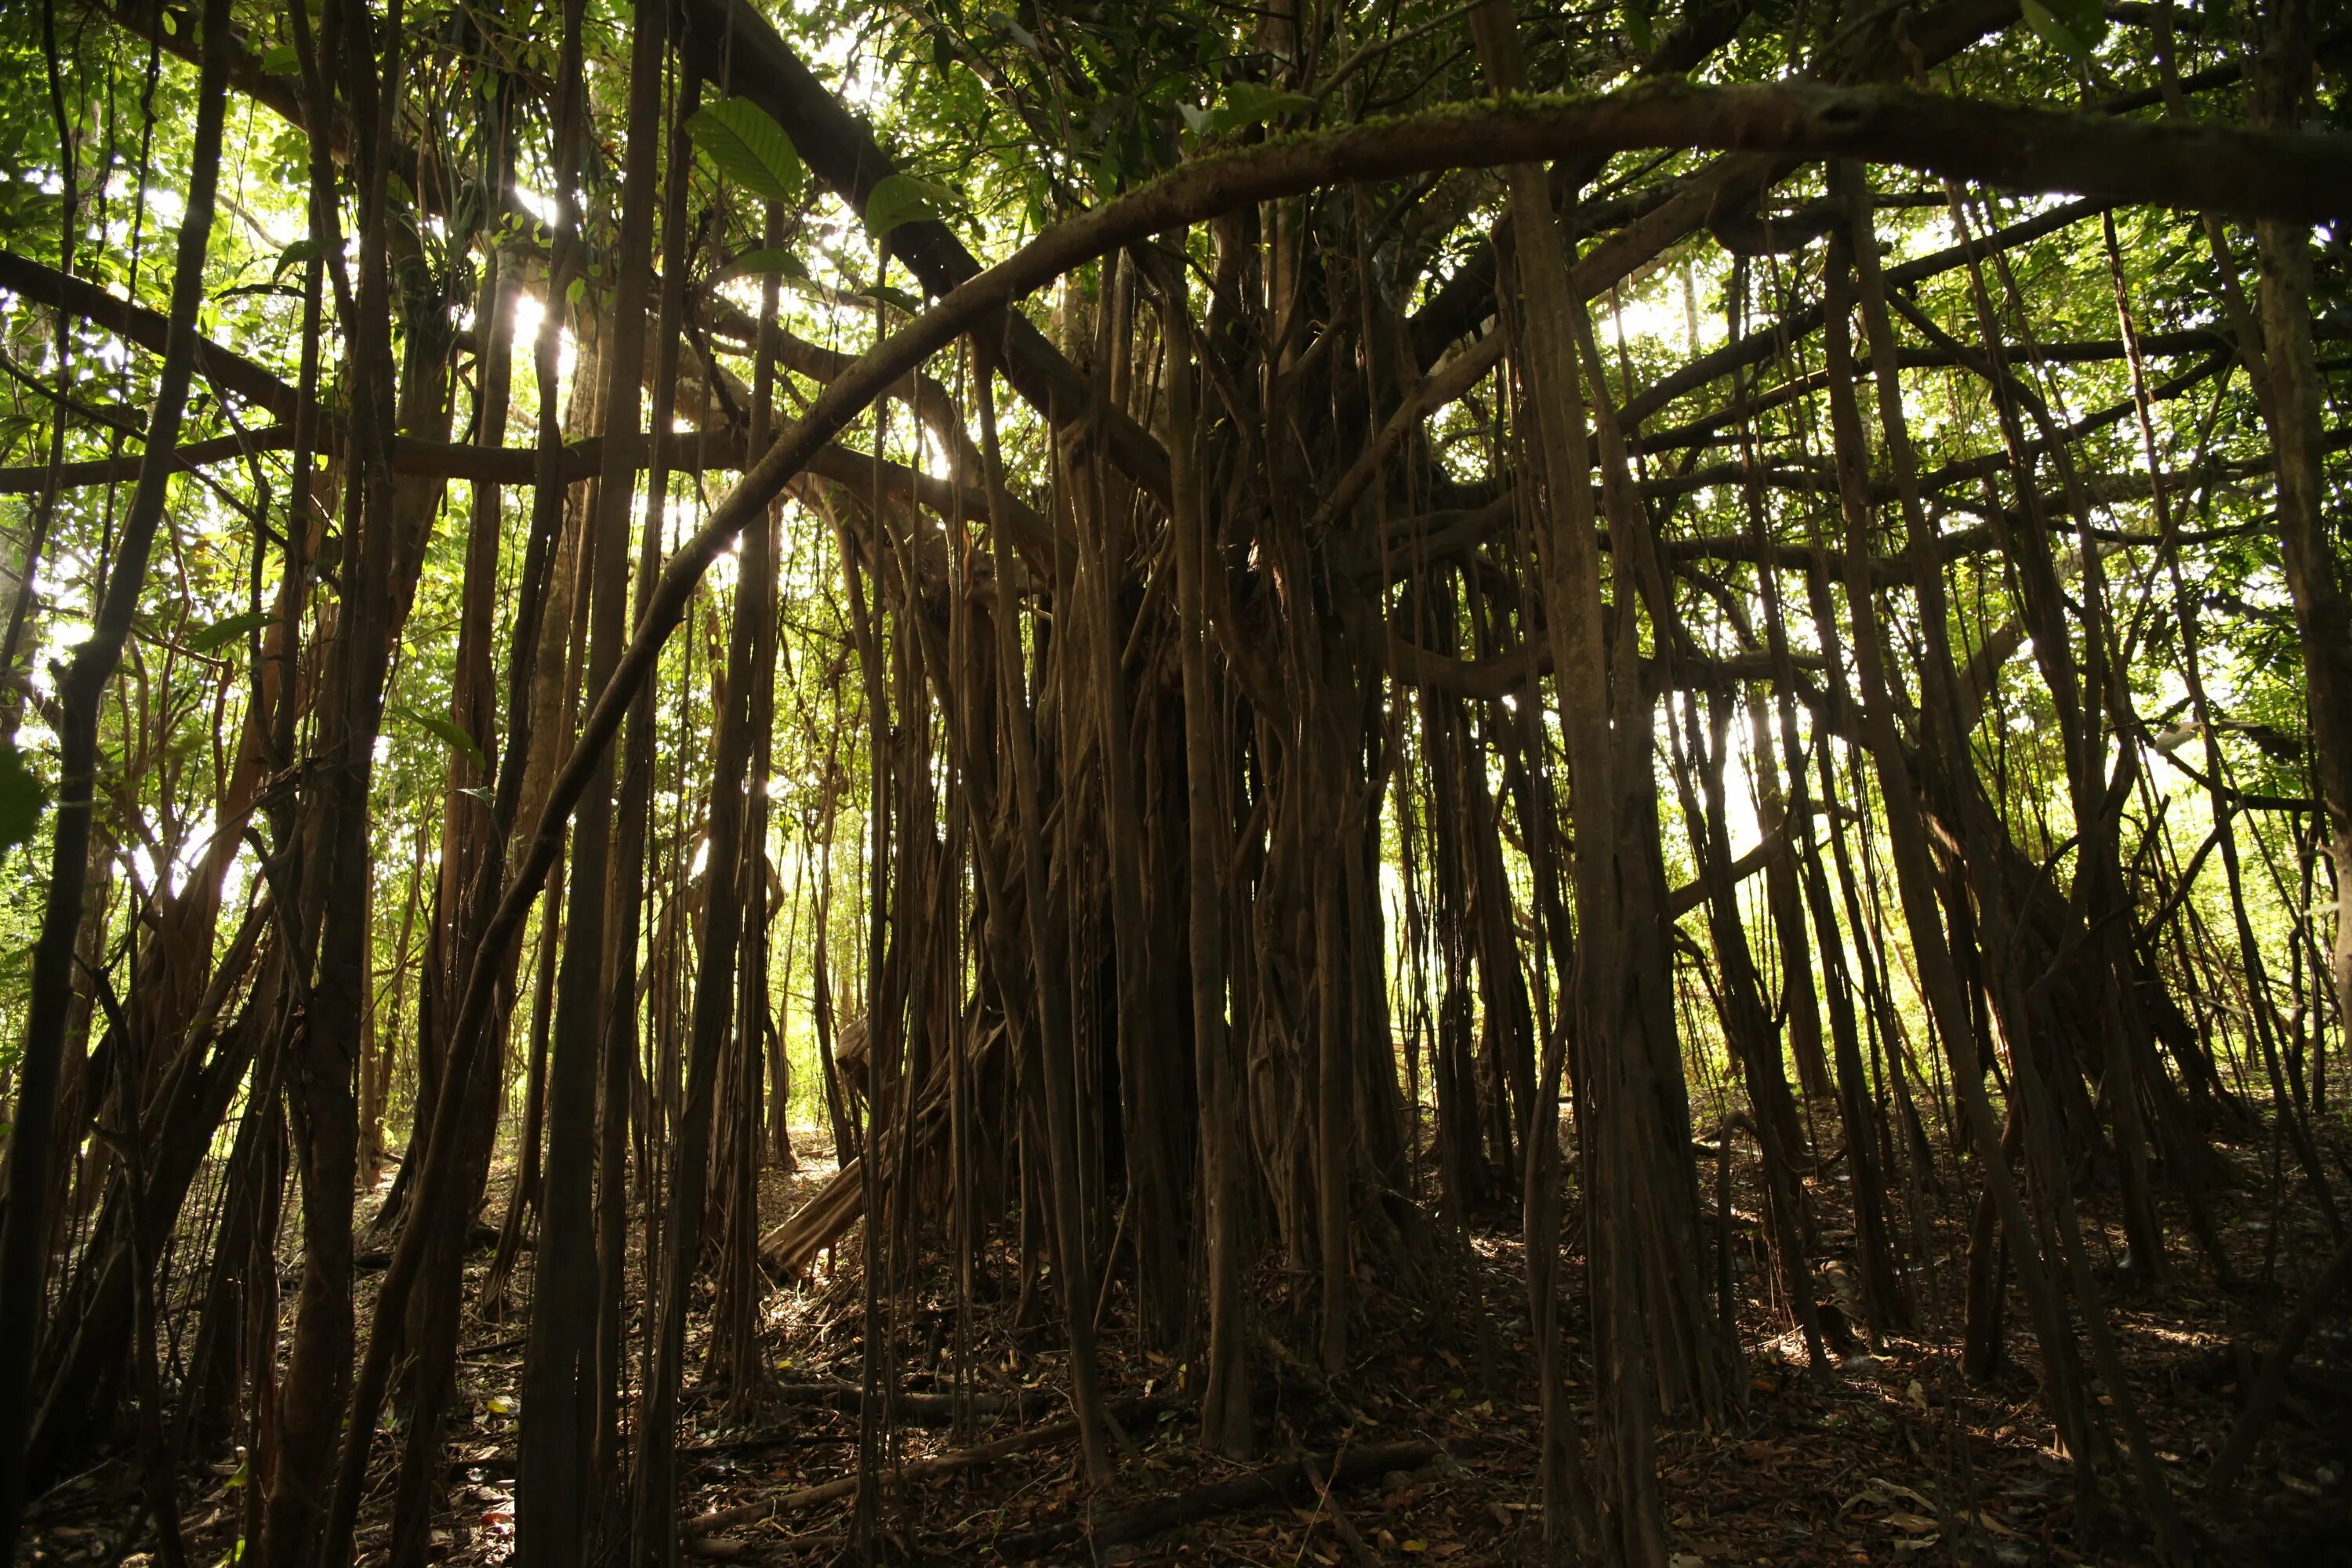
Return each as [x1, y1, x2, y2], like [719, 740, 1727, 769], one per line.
[1299, 1452, 1383, 1568]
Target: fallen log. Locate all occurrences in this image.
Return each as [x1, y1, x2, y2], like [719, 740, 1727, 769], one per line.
[770, 1378, 1062, 1423]
[682, 1396, 1167, 1535]
[448, 1429, 855, 1479]
[758, 1162, 866, 1277]
[759, 1020, 1011, 1275]
[1298, 1454, 1383, 1568]
[992, 1439, 1439, 1559]
[687, 1529, 840, 1559]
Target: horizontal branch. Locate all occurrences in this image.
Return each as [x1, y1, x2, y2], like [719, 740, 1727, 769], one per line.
[1621, 196, 2111, 428]
[1378, 624, 1806, 702]
[0, 427, 294, 495]
[1400, 0, 2015, 367]
[0, 448, 1063, 619]
[0, 249, 299, 420]
[0, 425, 1047, 551]
[1323, 98, 2323, 521]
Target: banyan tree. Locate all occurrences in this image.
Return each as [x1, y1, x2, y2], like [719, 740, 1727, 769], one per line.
[0, 0, 2349, 1563]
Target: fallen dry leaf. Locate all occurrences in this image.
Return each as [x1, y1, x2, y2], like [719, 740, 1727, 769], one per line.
[1975, 1511, 2026, 1540]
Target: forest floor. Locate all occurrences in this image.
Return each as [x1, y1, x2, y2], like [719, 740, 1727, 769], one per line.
[20, 1129, 2352, 1567]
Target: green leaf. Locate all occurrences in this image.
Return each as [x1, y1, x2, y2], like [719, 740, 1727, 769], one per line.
[565, 275, 586, 307]
[859, 281, 925, 317]
[0, 412, 44, 452]
[1623, 0, 1656, 56]
[2020, 0, 2106, 59]
[687, 98, 806, 208]
[2050, 0, 2109, 44]
[272, 237, 329, 281]
[862, 172, 949, 238]
[711, 247, 809, 286]
[258, 42, 299, 76]
[0, 744, 48, 855]
[996, 14, 1044, 56]
[188, 609, 274, 654]
[1208, 82, 1316, 134]
[390, 703, 487, 771]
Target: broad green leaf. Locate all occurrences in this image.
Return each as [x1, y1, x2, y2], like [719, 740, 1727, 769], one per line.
[188, 609, 275, 655]
[259, 43, 300, 76]
[711, 247, 809, 286]
[687, 98, 806, 208]
[996, 14, 1043, 56]
[0, 744, 47, 854]
[858, 281, 925, 317]
[1623, 0, 1657, 56]
[1210, 82, 1316, 133]
[272, 237, 329, 281]
[863, 172, 949, 238]
[2020, 0, 2106, 59]
[2047, 0, 2108, 44]
[391, 703, 488, 771]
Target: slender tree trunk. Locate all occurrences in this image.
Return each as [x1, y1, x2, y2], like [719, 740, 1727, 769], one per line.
[518, 0, 659, 1557]
[0, 0, 230, 1548]
[1161, 275, 1253, 1460]
[2253, 3, 2352, 1087]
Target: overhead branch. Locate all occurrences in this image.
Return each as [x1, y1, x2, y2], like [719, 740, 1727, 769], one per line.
[1406, 0, 2020, 367]
[1621, 196, 2110, 427]
[0, 250, 301, 420]
[681, 0, 1173, 503]
[0, 426, 1049, 553]
[1377, 621, 1810, 702]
